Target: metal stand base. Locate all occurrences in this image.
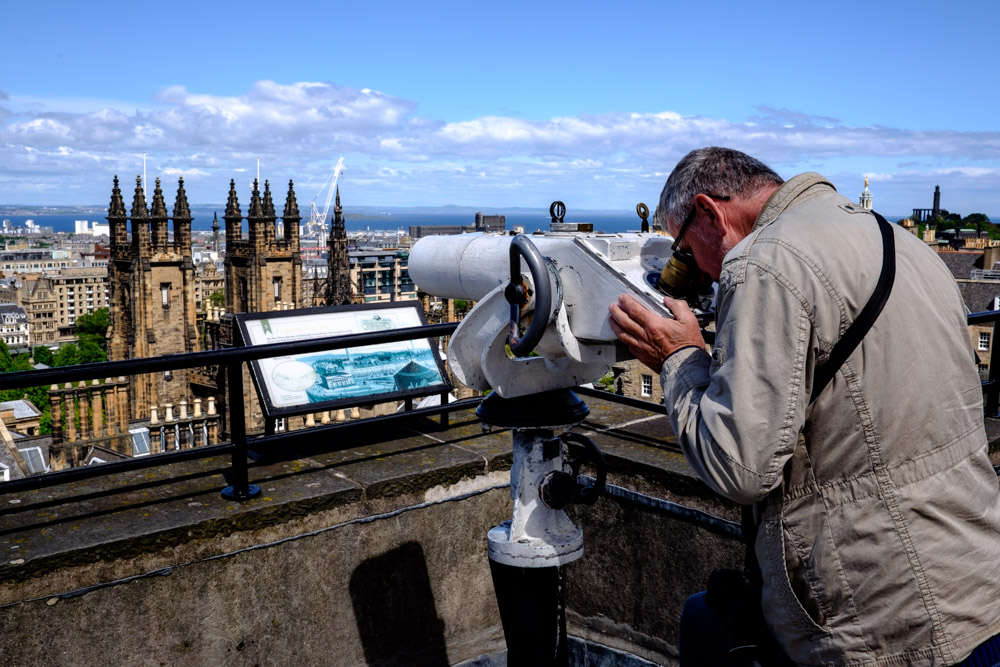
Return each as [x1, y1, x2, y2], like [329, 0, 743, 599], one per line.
[489, 559, 568, 667]
[476, 388, 589, 429]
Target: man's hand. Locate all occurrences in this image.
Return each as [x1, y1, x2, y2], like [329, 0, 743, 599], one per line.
[608, 294, 706, 373]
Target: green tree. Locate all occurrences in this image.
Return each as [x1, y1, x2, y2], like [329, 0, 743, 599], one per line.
[0, 346, 52, 435]
[76, 308, 110, 354]
[0, 340, 13, 373]
[33, 345, 53, 366]
[78, 337, 107, 364]
[53, 343, 81, 368]
[11, 354, 32, 372]
[964, 213, 992, 227]
[209, 290, 225, 308]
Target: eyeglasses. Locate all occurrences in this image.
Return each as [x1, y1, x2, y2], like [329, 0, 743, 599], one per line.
[670, 193, 731, 253]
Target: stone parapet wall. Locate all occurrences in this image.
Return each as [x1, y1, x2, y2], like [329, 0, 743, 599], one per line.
[10, 397, 947, 665]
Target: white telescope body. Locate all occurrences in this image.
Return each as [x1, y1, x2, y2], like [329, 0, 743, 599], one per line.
[409, 231, 679, 398]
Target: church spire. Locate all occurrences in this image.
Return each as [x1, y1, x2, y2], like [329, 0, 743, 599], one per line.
[108, 175, 126, 218]
[130, 175, 149, 250]
[173, 177, 191, 220]
[150, 177, 169, 248]
[173, 177, 192, 252]
[263, 179, 276, 244]
[326, 186, 351, 306]
[283, 179, 301, 249]
[224, 179, 242, 245]
[248, 178, 265, 248]
[108, 175, 128, 251]
[131, 175, 148, 219]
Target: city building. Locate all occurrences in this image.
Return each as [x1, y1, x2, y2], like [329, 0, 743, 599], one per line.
[194, 261, 225, 316]
[0, 303, 29, 352]
[408, 212, 505, 240]
[937, 246, 1000, 378]
[350, 248, 416, 304]
[11, 269, 108, 347]
[0, 248, 73, 274]
[74, 219, 111, 237]
[51, 267, 110, 340]
[17, 275, 58, 347]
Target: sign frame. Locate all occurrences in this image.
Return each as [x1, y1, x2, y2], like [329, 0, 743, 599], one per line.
[234, 302, 452, 419]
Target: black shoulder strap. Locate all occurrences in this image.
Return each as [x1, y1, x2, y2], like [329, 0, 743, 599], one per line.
[809, 211, 896, 404]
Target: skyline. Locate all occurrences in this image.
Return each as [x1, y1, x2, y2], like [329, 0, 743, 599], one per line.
[2, 1, 999, 217]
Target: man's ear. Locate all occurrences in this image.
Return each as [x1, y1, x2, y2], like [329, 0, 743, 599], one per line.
[694, 194, 728, 239]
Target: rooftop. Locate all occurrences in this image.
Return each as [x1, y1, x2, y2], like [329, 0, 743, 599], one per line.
[2, 323, 1000, 665]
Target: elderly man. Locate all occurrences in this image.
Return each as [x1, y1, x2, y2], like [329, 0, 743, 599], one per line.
[609, 147, 1000, 665]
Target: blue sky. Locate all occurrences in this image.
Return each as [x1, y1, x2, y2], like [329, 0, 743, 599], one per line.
[2, 0, 999, 217]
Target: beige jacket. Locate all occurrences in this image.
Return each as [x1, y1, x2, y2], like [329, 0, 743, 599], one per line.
[661, 173, 1000, 665]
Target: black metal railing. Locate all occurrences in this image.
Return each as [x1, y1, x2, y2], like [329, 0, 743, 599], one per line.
[3, 309, 999, 497]
[0, 321, 462, 496]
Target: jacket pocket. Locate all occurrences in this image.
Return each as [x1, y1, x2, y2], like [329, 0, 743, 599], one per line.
[761, 508, 833, 639]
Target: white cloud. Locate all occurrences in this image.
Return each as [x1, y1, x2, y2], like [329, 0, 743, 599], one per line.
[162, 167, 209, 177]
[2, 80, 1000, 211]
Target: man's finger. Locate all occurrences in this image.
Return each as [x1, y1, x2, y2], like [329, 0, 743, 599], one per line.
[608, 302, 645, 340]
[663, 296, 697, 324]
[616, 294, 657, 326]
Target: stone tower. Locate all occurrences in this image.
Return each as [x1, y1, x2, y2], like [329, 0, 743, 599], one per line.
[107, 175, 199, 421]
[212, 212, 220, 255]
[325, 187, 354, 306]
[222, 179, 302, 318]
[219, 178, 303, 432]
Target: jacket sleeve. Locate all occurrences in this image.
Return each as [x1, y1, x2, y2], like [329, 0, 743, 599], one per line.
[660, 263, 811, 504]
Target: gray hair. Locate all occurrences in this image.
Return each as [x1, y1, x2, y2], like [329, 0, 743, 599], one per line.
[655, 147, 783, 230]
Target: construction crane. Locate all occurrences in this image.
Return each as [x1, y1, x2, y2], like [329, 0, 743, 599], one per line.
[309, 157, 345, 228]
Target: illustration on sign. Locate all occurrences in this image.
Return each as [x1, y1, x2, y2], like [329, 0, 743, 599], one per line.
[238, 305, 448, 415]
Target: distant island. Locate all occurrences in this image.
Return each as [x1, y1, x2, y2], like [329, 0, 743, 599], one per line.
[0, 205, 106, 216]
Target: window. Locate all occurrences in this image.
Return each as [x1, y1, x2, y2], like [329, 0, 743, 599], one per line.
[0, 462, 8, 482]
[979, 364, 990, 373]
[19, 447, 48, 474]
[161, 283, 171, 308]
[979, 332, 991, 351]
[641, 374, 653, 397]
[273, 277, 282, 302]
[130, 428, 151, 457]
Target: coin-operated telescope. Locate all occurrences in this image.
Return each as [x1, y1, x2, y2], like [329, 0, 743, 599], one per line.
[409, 201, 713, 399]
[409, 202, 714, 665]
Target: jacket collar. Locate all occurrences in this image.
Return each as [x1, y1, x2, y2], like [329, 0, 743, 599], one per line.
[753, 172, 837, 233]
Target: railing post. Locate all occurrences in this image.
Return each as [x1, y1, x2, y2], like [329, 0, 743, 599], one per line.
[988, 321, 1000, 418]
[221, 359, 260, 501]
[440, 390, 450, 428]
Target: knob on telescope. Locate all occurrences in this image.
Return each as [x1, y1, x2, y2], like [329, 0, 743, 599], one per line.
[506, 234, 553, 357]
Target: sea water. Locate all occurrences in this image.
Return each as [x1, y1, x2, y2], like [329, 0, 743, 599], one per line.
[0, 211, 648, 236]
